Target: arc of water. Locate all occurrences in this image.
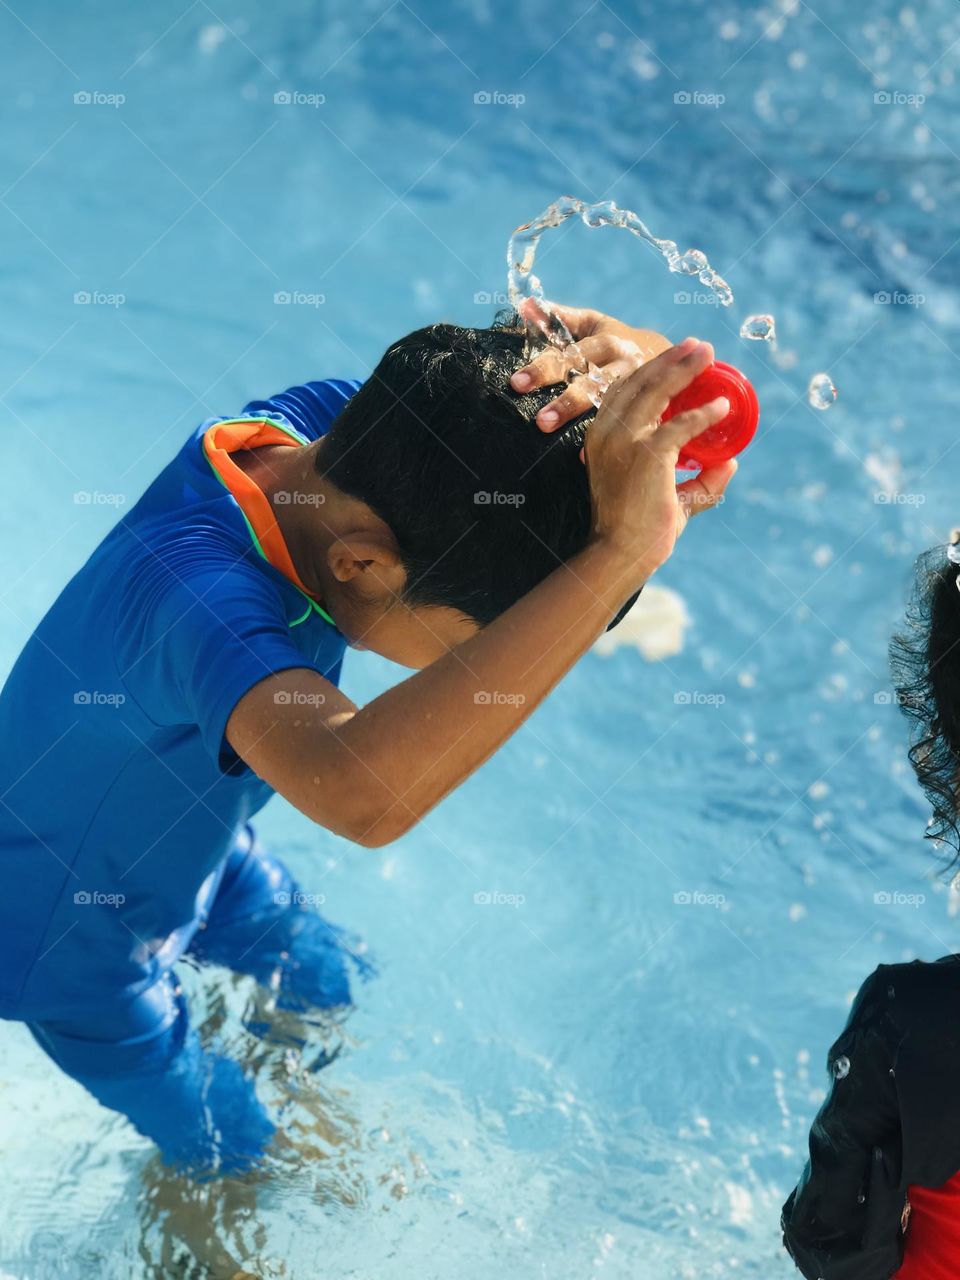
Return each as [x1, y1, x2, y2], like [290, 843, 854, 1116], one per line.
[506, 196, 734, 408]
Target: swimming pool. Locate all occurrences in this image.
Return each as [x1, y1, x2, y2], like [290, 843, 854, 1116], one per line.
[0, 0, 957, 1275]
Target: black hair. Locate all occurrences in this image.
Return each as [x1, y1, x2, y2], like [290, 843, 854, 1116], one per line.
[890, 544, 960, 862]
[317, 312, 639, 628]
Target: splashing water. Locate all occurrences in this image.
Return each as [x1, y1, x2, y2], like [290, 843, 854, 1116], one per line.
[807, 372, 838, 410]
[506, 196, 734, 407]
[740, 314, 777, 343]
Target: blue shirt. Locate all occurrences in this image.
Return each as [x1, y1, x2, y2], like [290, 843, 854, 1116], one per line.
[0, 379, 361, 1019]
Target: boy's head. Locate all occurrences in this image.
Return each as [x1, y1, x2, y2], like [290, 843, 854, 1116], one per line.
[312, 314, 632, 666]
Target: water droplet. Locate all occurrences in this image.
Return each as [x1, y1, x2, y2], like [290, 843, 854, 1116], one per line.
[740, 313, 777, 342]
[675, 248, 708, 275]
[833, 1054, 851, 1079]
[808, 372, 837, 410]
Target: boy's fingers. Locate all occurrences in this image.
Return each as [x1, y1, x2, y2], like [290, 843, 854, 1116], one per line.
[512, 333, 639, 398]
[534, 381, 596, 430]
[510, 342, 586, 393]
[534, 347, 646, 430]
[515, 299, 602, 350]
[641, 340, 715, 415]
[677, 459, 738, 518]
[535, 383, 588, 429]
[517, 299, 602, 339]
[599, 338, 709, 425]
[658, 395, 729, 451]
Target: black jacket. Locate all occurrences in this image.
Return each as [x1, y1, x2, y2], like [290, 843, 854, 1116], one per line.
[782, 954, 960, 1279]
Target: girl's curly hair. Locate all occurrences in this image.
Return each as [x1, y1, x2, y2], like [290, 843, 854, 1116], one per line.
[890, 544, 960, 863]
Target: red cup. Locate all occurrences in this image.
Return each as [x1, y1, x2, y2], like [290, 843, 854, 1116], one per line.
[661, 360, 759, 469]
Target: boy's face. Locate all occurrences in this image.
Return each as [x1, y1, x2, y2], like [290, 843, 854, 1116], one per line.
[280, 451, 481, 669]
[336, 595, 480, 669]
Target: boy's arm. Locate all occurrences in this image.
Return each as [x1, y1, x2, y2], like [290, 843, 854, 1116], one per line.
[229, 541, 652, 846]
[227, 339, 735, 847]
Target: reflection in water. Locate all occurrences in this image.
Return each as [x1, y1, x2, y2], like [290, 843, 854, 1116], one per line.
[133, 971, 423, 1279]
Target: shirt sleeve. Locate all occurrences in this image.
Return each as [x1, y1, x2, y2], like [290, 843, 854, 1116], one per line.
[114, 532, 326, 771]
[242, 378, 363, 443]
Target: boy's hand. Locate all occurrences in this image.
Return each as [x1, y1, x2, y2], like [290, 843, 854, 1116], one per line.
[510, 301, 672, 431]
[584, 337, 736, 583]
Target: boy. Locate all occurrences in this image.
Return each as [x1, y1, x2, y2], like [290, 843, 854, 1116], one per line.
[0, 307, 734, 1172]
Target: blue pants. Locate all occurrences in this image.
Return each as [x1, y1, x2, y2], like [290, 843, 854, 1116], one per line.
[27, 827, 366, 1175]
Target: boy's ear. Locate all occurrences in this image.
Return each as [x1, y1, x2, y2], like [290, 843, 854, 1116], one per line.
[326, 531, 406, 596]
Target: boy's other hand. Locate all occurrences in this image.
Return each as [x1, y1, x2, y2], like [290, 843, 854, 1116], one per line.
[584, 337, 736, 584]
[509, 301, 672, 432]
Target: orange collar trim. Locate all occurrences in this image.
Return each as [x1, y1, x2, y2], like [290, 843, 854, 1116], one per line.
[201, 417, 319, 605]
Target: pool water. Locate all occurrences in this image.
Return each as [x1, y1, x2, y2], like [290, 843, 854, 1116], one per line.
[1, 1, 959, 1276]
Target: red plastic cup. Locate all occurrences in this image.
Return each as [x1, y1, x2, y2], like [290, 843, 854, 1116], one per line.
[661, 360, 759, 469]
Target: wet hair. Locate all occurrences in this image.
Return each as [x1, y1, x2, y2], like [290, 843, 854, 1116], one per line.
[317, 312, 640, 628]
[890, 544, 960, 861]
